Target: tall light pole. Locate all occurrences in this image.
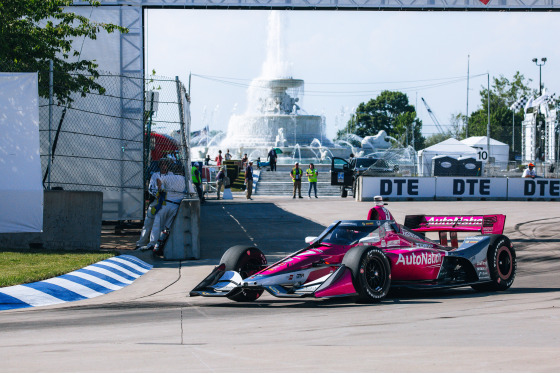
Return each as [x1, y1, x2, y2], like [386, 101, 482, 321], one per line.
[532, 57, 547, 95]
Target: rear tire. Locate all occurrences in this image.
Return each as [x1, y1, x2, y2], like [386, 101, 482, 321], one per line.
[221, 245, 267, 302]
[343, 246, 391, 302]
[471, 235, 516, 292]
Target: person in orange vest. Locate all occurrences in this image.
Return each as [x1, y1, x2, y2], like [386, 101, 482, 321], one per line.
[291, 162, 303, 199]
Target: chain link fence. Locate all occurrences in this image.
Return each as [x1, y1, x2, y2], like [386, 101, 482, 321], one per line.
[2, 62, 191, 220]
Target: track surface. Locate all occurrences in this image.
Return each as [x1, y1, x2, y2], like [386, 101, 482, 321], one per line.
[1, 199, 559, 372]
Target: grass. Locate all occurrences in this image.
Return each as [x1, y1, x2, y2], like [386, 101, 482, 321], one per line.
[0, 249, 118, 287]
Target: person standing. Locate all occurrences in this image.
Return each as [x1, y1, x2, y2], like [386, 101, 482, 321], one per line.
[242, 153, 248, 169]
[216, 166, 225, 200]
[267, 147, 277, 171]
[191, 164, 205, 203]
[225, 149, 232, 161]
[152, 170, 186, 256]
[291, 162, 303, 199]
[215, 150, 223, 166]
[245, 160, 254, 200]
[306, 163, 318, 199]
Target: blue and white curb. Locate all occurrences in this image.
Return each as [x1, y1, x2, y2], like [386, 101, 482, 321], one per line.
[0, 255, 152, 311]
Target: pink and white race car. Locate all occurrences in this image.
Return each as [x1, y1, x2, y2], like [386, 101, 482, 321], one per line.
[190, 200, 516, 303]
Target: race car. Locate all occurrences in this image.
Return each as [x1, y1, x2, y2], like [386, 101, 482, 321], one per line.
[190, 199, 516, 303]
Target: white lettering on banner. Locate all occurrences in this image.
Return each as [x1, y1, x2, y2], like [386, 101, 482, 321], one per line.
[427, 216, 482, 225]
[395, 252, 443, 266]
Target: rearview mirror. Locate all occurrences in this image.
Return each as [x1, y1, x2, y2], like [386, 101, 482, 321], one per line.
[305, 236, 317, 244]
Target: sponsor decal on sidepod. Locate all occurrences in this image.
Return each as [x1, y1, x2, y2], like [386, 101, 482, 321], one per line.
[395, 252, 443, 266]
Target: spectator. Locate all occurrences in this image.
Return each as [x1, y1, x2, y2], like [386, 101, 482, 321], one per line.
[242, 153, 248, 169]
[191, 164, 205, 203]
[136, 157, 173, 251]
[152, 171, 186, 256]
[268, 147, 278, 171]
[215, 150, 223, 166]
[522, 162, 537, 178]
[291, 162, 303, 199]
[204, 154, 210, 166]
[216, 166, 225, 200]
[306, 163, 318, 199]
[245, 160, 254, 200]
[225, 149, 232, 161]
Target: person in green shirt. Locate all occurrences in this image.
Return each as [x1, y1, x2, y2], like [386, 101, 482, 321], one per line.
[290, 162, 303, 199]
[306, 163, 318, 199]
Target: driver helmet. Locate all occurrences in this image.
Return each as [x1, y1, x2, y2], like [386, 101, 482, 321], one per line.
[374, 195, 385, 206]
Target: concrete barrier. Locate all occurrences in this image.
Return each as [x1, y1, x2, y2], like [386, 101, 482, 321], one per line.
[0, 190, 103, 250]
[164, 198, 200, 260]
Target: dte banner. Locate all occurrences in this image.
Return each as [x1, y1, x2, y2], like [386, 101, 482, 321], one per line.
[436, 177, 507, 199]
[508, 178, 560, 199]
[361, 178, 436, 199]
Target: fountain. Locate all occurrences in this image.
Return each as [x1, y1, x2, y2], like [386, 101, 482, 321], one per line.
[189, 11, 418, 170]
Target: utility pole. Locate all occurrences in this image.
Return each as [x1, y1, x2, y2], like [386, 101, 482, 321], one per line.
[466, 55, 470, 138]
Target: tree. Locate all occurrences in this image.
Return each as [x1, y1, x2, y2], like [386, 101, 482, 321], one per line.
[0, 0, 127, 104]
[336, 90, 425, 150]
[466, 72, 532, 155]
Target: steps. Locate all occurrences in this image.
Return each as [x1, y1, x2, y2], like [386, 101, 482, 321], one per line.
[255, 168, 344, 197]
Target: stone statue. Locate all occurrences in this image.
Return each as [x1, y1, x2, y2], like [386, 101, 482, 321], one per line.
[275, 128, 286, 148]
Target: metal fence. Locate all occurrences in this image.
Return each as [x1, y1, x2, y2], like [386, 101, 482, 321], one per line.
[2, 62, 191, 220]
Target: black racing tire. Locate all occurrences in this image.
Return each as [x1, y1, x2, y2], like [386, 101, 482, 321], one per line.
[220, 245, 267, 302]
[342, 246, 391, 302]
[471, 235, 516, 292]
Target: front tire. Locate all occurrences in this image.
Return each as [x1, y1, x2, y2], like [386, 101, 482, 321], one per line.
[343, 246, 391, 302]
[472, 235, 516, 292]
[220, 245, 267, 302]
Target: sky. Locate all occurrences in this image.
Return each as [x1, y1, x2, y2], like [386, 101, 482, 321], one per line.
[144, 9, 559, 141]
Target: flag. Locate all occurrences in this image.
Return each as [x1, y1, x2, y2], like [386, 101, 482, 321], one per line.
[509, 96, 528, 111]
[532, 93, 549, 108]
[524, 97, 534, 111]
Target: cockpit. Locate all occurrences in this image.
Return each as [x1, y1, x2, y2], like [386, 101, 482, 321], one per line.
[317, 220, 397, 246]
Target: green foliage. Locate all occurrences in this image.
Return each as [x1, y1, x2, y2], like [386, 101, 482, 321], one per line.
[0, 249, 116, 287]
[336, 90, 425, 150]
[466, 72, 532, 154]
[0, 0, 128, 104]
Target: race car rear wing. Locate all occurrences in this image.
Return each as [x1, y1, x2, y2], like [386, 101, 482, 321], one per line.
[404, 214, 506, 248]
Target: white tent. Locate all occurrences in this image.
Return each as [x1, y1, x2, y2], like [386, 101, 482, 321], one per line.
[417, 138, 477, 176]
[0, 73, 43, 233]
[460, 136, 510, 166]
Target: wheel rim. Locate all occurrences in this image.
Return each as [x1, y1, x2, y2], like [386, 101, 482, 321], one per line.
[237, 257, 265, 278]
[496, 246, 513, 279]
[363, 257, 387, 291]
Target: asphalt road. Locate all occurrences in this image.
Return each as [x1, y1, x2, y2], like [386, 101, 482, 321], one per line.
[1, 198, 559, 372]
